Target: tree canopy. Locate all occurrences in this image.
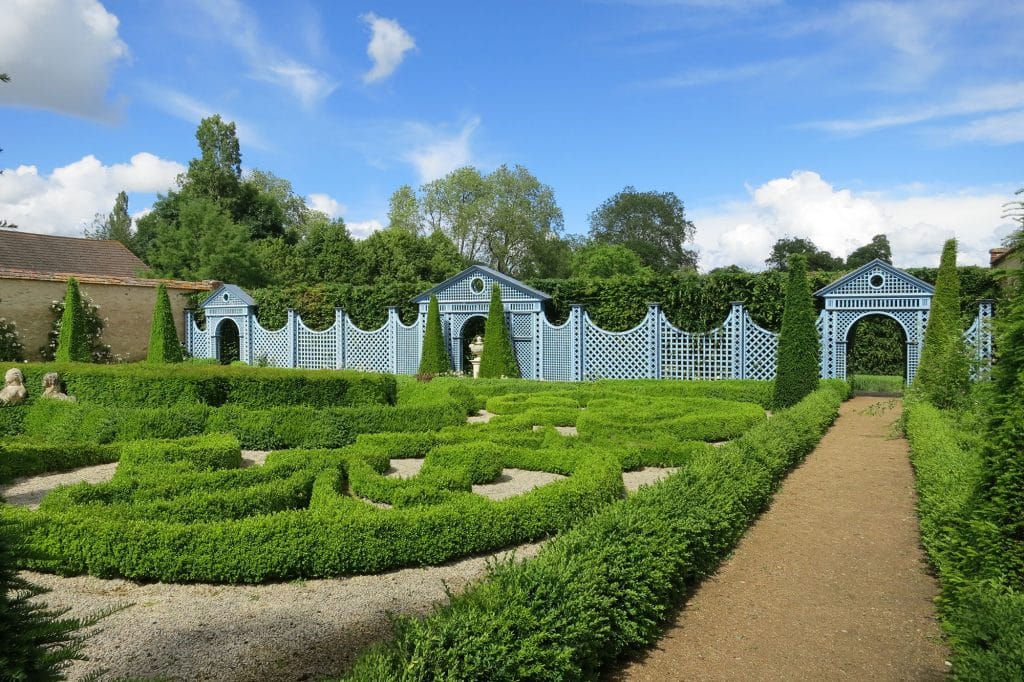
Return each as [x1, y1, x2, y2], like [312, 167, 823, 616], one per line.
[588, 186, 697, 274]
[845, 234, 892, 269]
[85, 190, 132, 247]
[765, 237, 844, 271]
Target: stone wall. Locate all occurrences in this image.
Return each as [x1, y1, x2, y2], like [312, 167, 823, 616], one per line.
[0, 273, 213, 361]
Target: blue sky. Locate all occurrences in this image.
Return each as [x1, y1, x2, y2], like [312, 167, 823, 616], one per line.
[1, 0, 1022, 270]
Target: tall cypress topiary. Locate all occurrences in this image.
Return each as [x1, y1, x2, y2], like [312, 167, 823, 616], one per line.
[771, 254, 820, 409]
[147, 283, 184, 363]
[914, 239, 970, 409]
[54, 277, 90, 362]
[479, 284, 520, 378]
[418, 295, 450, 375]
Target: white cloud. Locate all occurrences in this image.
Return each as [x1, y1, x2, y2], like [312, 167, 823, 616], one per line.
[306, 193, 346, 219]
[347, 219, 384, 239]
[403, 117, 480, 183]
[691, 171, 1013, 271]
[0, 153, 185, 236]
[190, 0, 337, 108]
[362, 12, 416, 83]
[141, 86, 268, 150]
[807, 81, 1024, 137]
[0, 0, 129, 119]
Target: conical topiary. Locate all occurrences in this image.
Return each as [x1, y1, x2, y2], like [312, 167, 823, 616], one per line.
[418, 295, 450, 375]
[771, 254, 820, 409]
[54, 277, 91, 362]
[914, 239, 970, 409]
[479, 284, 520, 378]
[147, 283, 183, 363]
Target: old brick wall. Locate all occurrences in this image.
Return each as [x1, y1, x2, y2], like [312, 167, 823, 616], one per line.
[0, 276, 210, 361]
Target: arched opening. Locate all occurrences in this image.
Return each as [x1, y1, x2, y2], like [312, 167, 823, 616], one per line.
[845, 314, 908, 384]
[216, 319, 240, 365]
[459, 315, 487, 374]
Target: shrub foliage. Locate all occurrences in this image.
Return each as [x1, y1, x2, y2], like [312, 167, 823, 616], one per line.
[418, 295, 450, 375]
[479, 284, 519, 378]
[771, 254, 820, 408]
[914, 239, 970, 408]
[147, 283, 183, 363]
[54, 278, 91, 363]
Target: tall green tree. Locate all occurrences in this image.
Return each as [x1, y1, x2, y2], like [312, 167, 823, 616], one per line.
[418, 295, 450, 374]
[147, 283, 183, 363]
[913, 239, 970, 409]
[771, 255, 820, 408]
[588, 186, 697, 273]
[387, 184, 423, 235]
[765, 237, 844, 271]
[54, 278, 91, 362]
[420, 165, 563, 277]
[845, 234, 892, 269]
[479, 284, 519, 378]
[571, 243, 651, 279]
[85, 190, 133, 247]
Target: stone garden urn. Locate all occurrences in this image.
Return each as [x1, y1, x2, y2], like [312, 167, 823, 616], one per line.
[469, 335, 484, 378]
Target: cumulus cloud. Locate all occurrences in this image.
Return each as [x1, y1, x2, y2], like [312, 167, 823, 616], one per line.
[362, 12, 416, 83]
[691, 171, 1013, 271]
[0, 0, 129, 119]
[403, 117, 480, 183]
[306, 193, 346, 219]
[0, 153, 185, 236]
[347, 219, 384, 239]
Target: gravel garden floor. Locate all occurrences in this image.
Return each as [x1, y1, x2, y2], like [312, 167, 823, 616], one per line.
[610, 397, 950, 681]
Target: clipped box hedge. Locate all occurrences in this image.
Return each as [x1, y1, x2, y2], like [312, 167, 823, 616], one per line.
[8, 362, 397, 408]
[339, 380, 850, 680]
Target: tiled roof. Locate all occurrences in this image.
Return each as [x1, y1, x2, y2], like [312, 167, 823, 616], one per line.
[0, 230, 149, 278]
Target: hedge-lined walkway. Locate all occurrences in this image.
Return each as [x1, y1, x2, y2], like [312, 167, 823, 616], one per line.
[612, 396, 949, 681]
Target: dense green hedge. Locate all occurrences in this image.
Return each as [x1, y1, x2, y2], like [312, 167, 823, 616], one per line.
[905, 400, 1024, 679]
[8, 399, 468, 450]
[339, 380, 850, 680]
[4, 363, 396, 408]
[0, 441, 119, 484]
[6, 433, 623, 582]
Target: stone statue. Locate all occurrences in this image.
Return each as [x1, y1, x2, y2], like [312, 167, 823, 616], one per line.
[0, 368, 27, 405]
[469, 335, 484, 379]
[41, 372, 76, 402]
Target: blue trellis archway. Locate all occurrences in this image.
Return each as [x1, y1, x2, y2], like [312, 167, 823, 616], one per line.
[815, 260, 933, 382]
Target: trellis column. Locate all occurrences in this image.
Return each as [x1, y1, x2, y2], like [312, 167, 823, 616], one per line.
[334, 308, 346, 369]
[730, 302, 746, 379]
[648, 303, 662, 379]
[185, 309, 194, 355]
[571, 304, 585, 382]
[387, 307, 400, 375]
[287, 309, 298, 368]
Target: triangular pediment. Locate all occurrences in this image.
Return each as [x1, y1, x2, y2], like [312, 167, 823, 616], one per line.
[815, 259, 934, 298]
[201, 283, 256, 309]
[412, 264, 551, 304]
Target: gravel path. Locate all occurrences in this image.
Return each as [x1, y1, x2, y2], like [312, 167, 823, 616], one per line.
[622, 466, 678, 493]
[0, 462, 119, 510]
[610, 397, 949, 681]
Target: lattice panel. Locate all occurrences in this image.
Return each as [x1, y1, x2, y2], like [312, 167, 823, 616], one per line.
[344, 319, 390, 373]
[660, 317, 734, 380]
[742, 314, 779, 380]
[188, 322, 209, 359]
[828, 265, 930, 297]
[583, 313, 654, 380]
[541, 318, 574, 381]
[295, 320, 337, 370]
[514, 340, 535, 379]
[440, 273, 534, 304]
[251, 321, 290, 368]
[511, 314, 533, 338]
[395, 320, 422, 375]
[963, 303, 994, 374]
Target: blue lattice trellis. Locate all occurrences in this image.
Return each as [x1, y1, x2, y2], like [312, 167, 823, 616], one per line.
[185, 261, 993, 384]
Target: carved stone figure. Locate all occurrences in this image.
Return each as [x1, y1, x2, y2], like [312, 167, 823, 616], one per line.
[41, 372, 76, 402]
[0, 368, 27, 405]
[469, 335, 484, 379]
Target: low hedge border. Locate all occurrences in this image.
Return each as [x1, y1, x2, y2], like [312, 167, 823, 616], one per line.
[0, 441, 120, 485]
[904, 400, 1024, 680]
[6, 432, 624, 582]
[5, 362, 397, 408]
[338, 380, 849, 680]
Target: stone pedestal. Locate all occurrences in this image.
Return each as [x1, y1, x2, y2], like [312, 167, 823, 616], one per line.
[469, 335, 484, 378]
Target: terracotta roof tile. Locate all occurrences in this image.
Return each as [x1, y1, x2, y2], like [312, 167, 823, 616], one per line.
[0, 230, 149, 278]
